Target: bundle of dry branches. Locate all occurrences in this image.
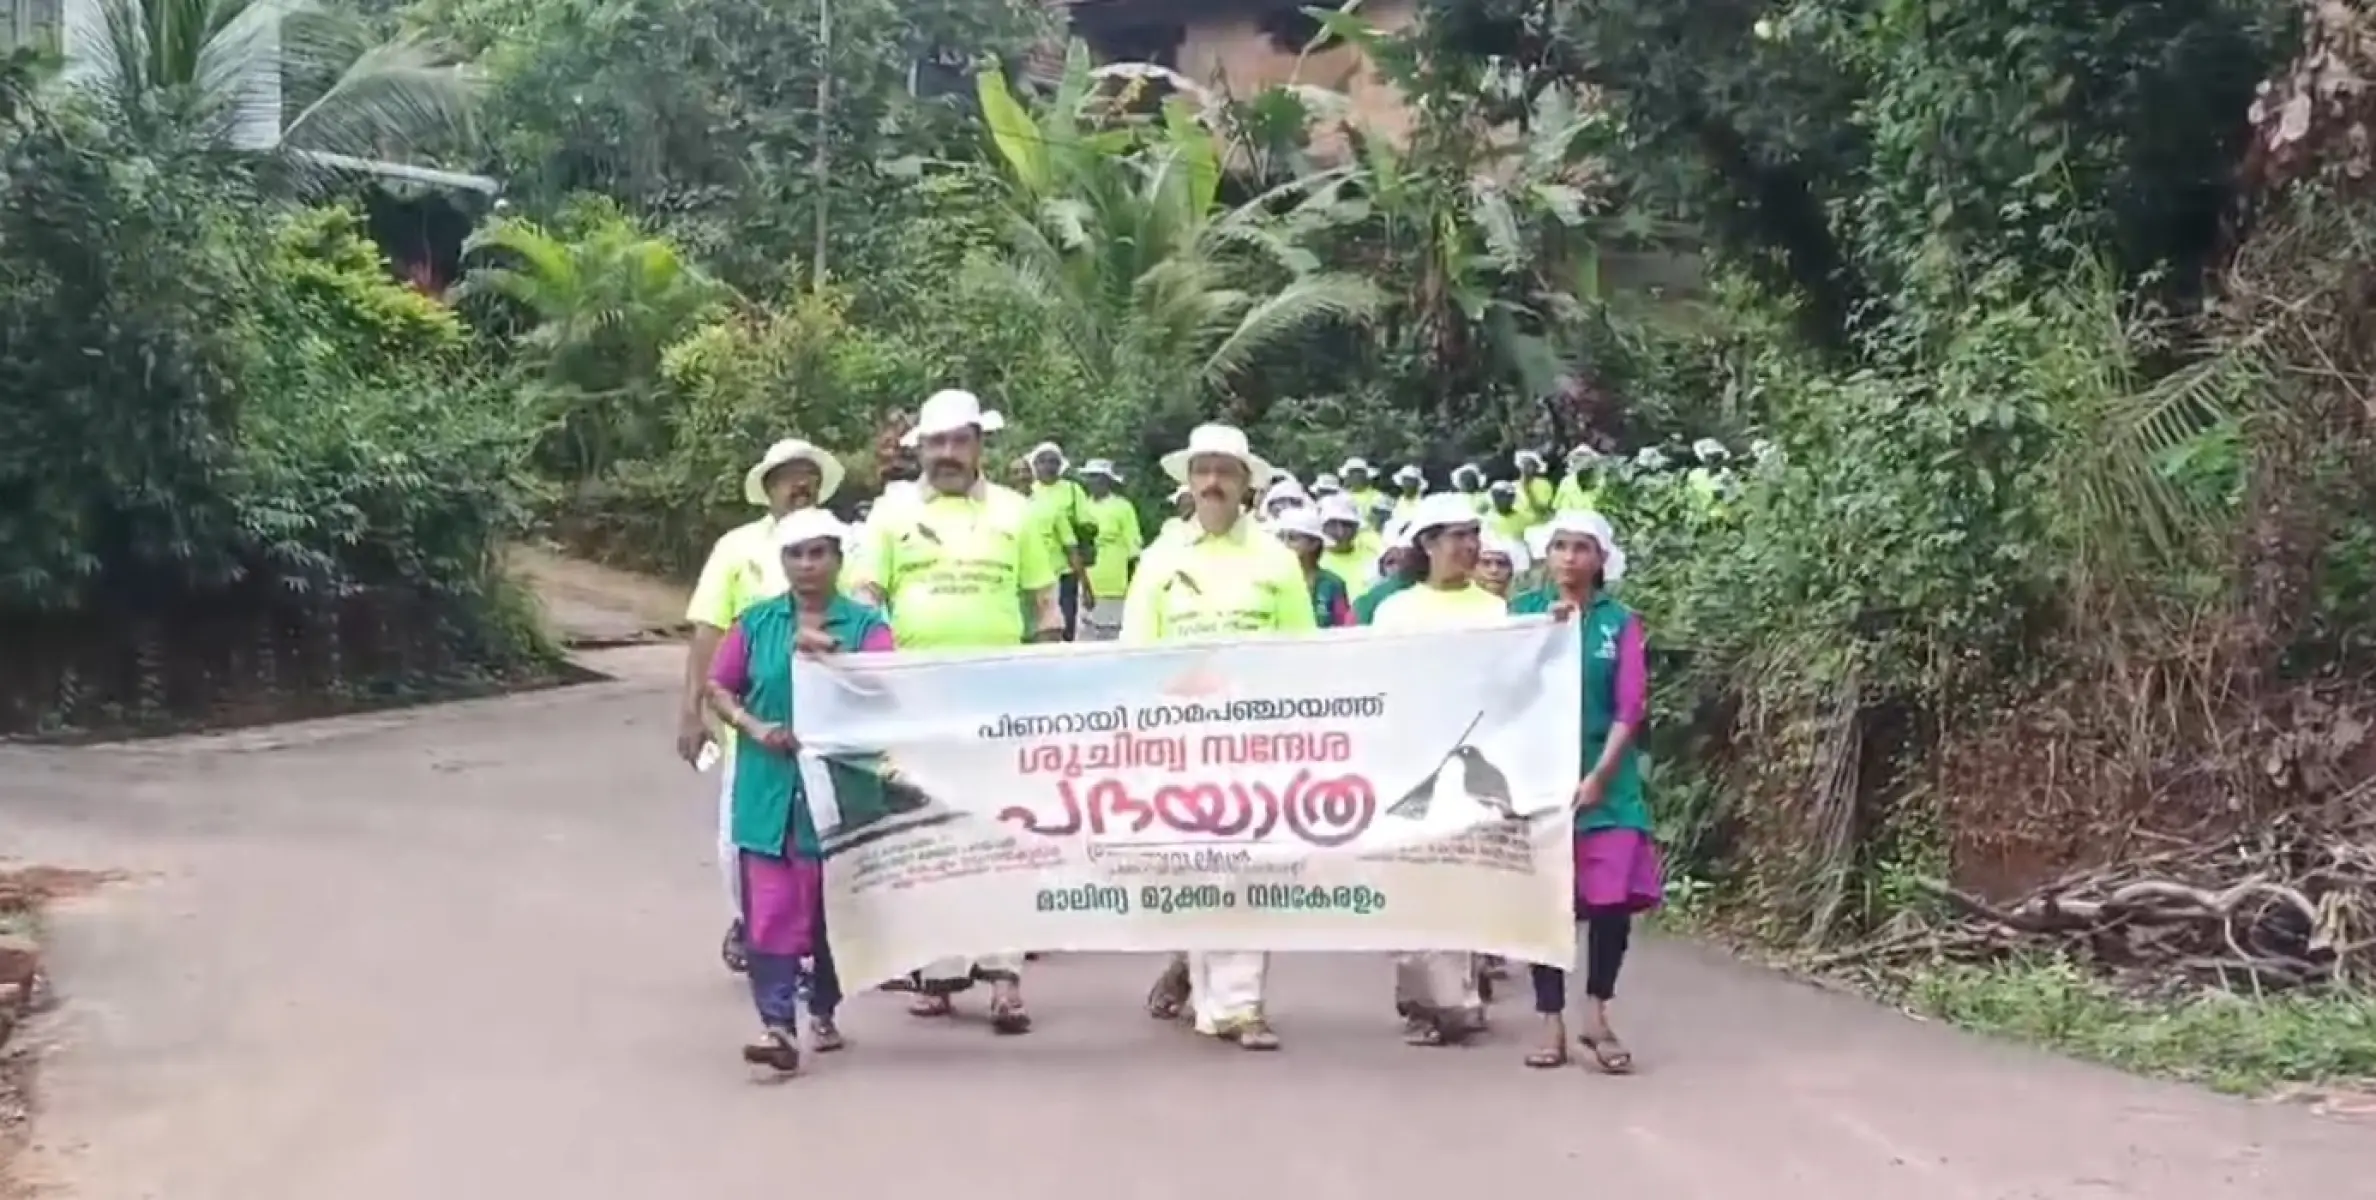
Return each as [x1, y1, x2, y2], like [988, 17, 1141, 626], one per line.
[1819, 795, 2376, 991]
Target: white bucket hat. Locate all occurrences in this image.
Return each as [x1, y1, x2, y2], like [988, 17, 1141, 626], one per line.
[1262, 476, 1310, 509]
[1391, 463, 1426, 488]
[1567, 444, 1602, 466]
[1403, 492, 1481, 543]
[1339, 456, 1373, 477]
[1691, 437, 1731, 462]
[1451, 463, 1485, 489]
[743, 438, 846, 507]
[774, 506, 849, 551]
[1525, 510, 1628, 583]
[1317, 493, 1361, 526]
[1487, 479, 1517, 499]
[1029, 440, 1069, 470]
[900, 389, 1006, 447]
[1159, 423, 1278, 489]
[1080, 458, 1120, 481]
[1514, 449, 1547, 472]
[1312, 472, 1343, 494]
[1268, 505, 1325, 543]
[1632, 447, 1669, 472]
[1481, 530, 1531, 574]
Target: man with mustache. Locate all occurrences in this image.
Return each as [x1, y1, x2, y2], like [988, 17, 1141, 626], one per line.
[849, 389, 1062, 1035]
[1126, 423, 1317, 1050]
[678, 439, 845, 980]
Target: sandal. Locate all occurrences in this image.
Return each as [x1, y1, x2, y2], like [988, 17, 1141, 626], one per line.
[720, 922, 750, 975]
[1525, 1045, 1569, 1068]
[740, 1027, 800, 1074]
[1220, 1018, 1281, 1051]
[908, 994, 954, 1018]
[809, 1017, 846, 1052]
[1578, 1032, 1635, 1074]
[1146, 959, 1191, 1021]
[990, 996, 1034, 1035]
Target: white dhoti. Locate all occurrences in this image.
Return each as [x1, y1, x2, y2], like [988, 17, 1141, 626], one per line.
[920, 953, 1026, 990]
[1394, 951, 1483, 1030]
[1187, 951, 1269, 1035]
[714, 751, 740, 919]
[1078, 597, 1125, 641]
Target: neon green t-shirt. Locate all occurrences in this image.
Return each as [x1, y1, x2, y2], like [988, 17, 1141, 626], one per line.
[1554, 476, 1603, 514]
[1372, 581, 1511, 631]
[1517, 477, 1555, 524]
[1121, 518, 1318, 642]
[1319, 544, 1370, 594]
[1391, 493, 1426, 522]
[1028, 477, 1089, 573]
[853, 481, 1057, 650]
[685, 516, 787, 630]
[1487, 506, 1532, 542]
[1080, 493, 1144, 598]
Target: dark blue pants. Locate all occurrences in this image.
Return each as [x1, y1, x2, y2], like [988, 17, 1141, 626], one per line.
[1058, 574, 1080, 639]
[1530, 911, 1632, 1013]
[745, 918, 842, 1027]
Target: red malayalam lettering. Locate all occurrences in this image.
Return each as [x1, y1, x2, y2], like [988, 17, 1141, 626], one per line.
[997, 769, 1377, 848]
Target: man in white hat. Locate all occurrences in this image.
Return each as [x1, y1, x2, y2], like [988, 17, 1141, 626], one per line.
[1315, 492, 1374, 595]
[854, 389, 1060, 1033]
[1127, 423, 1317, 1050]
[1389, 463, 1428, 521]
[1555, 445, 1607, 515]
[680, 438, 845, 975]
[1339, 456, 1385, 517]
[1023, 441, 1092, 639]
[1261, 475, 1311, 520]
[1449, 462, 1489, 514]
[1513, 449, 1555, 525]
[1074, 458, 1142, 641]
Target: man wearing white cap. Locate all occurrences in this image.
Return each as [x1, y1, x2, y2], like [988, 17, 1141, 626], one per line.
[1449, 462, 1489, 514]
[1127, 423, 1316, 1050]
[1389, 463, 1428, 521]
[854, 389, 1061, 1033]
[1075, 458, 1142, 641]
[680, 437, 846, 975]
[1555, 445, 1607, 515]
[1024, 440, 1092, 640]
[1340, 456, 1386, 516]
[1315, 492, 1374, 594]
[1513, 449, 1555, 525]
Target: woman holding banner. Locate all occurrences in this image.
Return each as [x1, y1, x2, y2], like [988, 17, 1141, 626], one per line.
[1369, 493, 1508, 1046]
[1509, 511, 1660, 1073]
[705, 508, 895, 1074]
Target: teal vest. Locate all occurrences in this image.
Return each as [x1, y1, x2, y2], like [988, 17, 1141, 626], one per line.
[1509, 589, 1650, 834]
[727, 595, 887, 858]
[1309, 568, 1350, 627]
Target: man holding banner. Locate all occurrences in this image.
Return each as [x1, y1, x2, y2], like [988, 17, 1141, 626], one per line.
[1122, 423, 1317, 1050]
[852, 387, 1064, 1035]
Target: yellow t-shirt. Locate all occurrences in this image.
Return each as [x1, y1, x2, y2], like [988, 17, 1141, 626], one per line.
[1391, 494, 1426, 522]
[1372, 581, 1510, 631]
[685, 516, 787, 630]
[1029, 478, 1089, 572]
[1517, 477, 1556, 524]
[1121, 518, 1317, 642]
[1081, 493, 1144, 598]
[1319, 544, 1370, 593]
[1554, 477, 1602, 514]
[853, 481, 1057, 649]
[1346, 486, 1387, 516]
[1156, 515, 1193, 547]
[1486, 507, 1532, 542]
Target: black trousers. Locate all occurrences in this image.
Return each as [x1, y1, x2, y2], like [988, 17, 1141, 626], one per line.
[1529, 910, 1633, 1013]
[1058, 574, 1080, 639]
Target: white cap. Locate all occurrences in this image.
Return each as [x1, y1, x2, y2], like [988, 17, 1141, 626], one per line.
[901, 389, 1005, 446]
[1317, 493, 1361, 525]
[1268, 505, 1324, 543]
[1339, 456, 1373, 476]
[1451, 463, 1485, 488]
[1262, 476, 1310, 506]
[1691, 437, 1730, 461]
[1514, 449, 1547, 471]
[1403, 492, 1481, 542]
[1391, 463, 1426, 486]
[1029, 440, 1069, 469]
[774, 506, 849, 550]
[1158, 423, 1278, 489]
[1487, 479, 1517, 495]
[1481, 530, 1531, 573]
[1524, 510, 1628, 583]
[1080, 457, 1120, 480]
[743, 439, 846, 507]
[1312, 472, 1343, 493]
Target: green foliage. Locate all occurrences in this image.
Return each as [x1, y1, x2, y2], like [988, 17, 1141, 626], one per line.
[1906, 957, 2376, 1095]
[258, 206, 466, 383]
[459, 198, 730, 479]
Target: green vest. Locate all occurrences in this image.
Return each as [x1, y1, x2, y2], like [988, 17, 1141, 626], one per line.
[726, 595, 887, 857]
[1509, 589, 1650, 834]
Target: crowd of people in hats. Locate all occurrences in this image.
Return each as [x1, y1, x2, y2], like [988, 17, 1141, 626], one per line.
[677, 387, 1768, 1077]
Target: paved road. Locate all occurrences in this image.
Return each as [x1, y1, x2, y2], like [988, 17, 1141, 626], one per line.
[4, 647, 2370, 1200]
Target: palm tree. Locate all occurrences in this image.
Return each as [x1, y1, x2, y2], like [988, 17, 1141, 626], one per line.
[66, 0, 475, 186]
[969, 42, 1380, 450]
[458, 199, 730, 478]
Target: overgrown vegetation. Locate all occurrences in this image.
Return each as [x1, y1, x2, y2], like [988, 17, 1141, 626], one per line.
[4, 0, 2370, 1087]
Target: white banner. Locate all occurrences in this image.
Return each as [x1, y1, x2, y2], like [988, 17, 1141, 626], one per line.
[791, 620, 1582, 987]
